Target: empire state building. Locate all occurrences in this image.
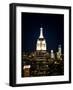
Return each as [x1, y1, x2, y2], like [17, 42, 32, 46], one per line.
[36, 27, 47, 51]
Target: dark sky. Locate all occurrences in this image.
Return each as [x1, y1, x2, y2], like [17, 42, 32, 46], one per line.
[22, 12, 64, 53]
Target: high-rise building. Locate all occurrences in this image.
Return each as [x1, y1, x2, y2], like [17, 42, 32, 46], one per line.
[57, 45, 62, 59]
[51, 50, 55, 59]
[58, 45, 62, 55]
[36, 27, 47, 51]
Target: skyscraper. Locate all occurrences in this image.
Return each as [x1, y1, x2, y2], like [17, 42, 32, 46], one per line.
[36, 27, 47, 51]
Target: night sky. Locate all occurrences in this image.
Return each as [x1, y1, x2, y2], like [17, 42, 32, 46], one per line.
[22, 12, 64, 53]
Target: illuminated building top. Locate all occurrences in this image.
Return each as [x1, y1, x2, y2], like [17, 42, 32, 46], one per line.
[36, 27, 47, 51]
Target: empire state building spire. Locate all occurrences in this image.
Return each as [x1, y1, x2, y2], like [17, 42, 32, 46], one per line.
[36, 26, 47, 51]
[39, 27, 44, 38]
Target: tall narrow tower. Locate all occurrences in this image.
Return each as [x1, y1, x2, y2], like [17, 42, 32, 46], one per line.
[36, 27, 47, 51]
[39, 27, 44, 38]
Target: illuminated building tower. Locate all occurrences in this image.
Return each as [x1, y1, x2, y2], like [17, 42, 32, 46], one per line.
[57, 45, 62, 59]
[36, 27, 47, 51]
[58, 45, 62, 55]
[51, 50, 55, 59]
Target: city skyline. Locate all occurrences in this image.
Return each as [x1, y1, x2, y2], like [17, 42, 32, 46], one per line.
[22, 13, 64, 77]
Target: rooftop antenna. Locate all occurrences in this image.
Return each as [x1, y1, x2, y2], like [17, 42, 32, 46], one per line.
[39, 24, 44, 38]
